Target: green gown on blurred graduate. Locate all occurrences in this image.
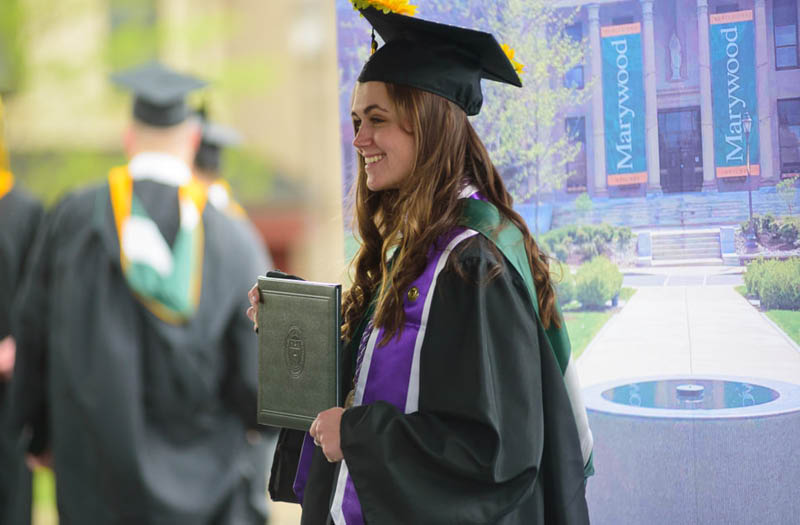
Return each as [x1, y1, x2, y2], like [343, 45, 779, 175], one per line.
[0, 95, 43, 525]
[8, 62, 271, 525]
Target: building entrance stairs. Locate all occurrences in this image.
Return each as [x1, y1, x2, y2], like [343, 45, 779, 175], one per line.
[651, 229, 722, 262]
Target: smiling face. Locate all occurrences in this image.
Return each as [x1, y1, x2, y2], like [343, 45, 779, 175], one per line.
[351, 81, 416, 192]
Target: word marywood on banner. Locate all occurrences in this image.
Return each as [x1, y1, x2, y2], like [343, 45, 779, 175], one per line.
[601, 22, 647, 187]
[710, 10, 760, 178]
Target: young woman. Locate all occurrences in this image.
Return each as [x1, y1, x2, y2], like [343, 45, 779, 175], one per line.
[248, 4, 593, 524]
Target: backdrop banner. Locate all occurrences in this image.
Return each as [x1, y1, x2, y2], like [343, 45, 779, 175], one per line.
[710, 10, 760, 178]
[601, 23, 647, 186]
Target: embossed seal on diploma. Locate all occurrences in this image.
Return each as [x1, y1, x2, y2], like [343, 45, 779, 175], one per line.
[285, 326, 305, 378]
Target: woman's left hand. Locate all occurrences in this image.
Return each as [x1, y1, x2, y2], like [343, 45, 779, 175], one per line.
[310, 407, 345, 463]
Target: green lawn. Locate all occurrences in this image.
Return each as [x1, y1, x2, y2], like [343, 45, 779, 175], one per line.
[765, 310, 800, 346]
[563, 287, 636, 359]
[564, 310, 614, 359]
[734, 286, 800, 346]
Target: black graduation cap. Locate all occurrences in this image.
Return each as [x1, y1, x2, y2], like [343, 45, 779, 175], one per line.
[194, 109, 241, 172]
[356, 7, 522, 116]
[111, 61, 207, 127]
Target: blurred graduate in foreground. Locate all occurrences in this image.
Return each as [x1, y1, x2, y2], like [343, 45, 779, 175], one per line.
[9, 62, 271, 525]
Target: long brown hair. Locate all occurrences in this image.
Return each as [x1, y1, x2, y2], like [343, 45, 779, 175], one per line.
[342, 82, 559, 344]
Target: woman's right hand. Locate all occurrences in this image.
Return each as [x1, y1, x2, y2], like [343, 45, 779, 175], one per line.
[246, 284, 260, 332]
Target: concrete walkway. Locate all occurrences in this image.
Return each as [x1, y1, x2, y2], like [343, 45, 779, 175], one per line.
[577, 283, 800, 387]
[622, 264, 743, 288]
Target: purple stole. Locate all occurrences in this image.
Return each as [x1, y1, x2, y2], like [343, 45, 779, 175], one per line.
[292, 225, 480, 524]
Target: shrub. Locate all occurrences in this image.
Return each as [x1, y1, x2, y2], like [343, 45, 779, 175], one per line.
[578, 238, 600, 260]
[615, 227, 634, 250]
[596, 223, 615, 244]
[741, 214, 800, 247]
[744, 258, 800, 310]
[550, 241, 569, 264]
[551, 263, 575, 304]
[740, 217, 755, 236]
[778, 220, 799, 247]
[575, 256, 623, 309]
[541, 223, 633, 264]
[541, 228, 570, 262]
[743, 259, 768, 297]
[573, 225, 591, 246]
[759, 259, 800, 310]
[760, 214, 779, 238]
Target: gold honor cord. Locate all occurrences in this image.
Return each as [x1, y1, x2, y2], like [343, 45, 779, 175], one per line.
[0, 170, 14, 201]
[108, 166, 208, 324]
[179, 178, 208, 321]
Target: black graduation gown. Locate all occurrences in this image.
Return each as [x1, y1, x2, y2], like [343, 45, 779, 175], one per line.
[272, 235, 589, 524]
[0, 186, 43, 525]
[0, 187, 43, 337]
[8, 179, 270, 525]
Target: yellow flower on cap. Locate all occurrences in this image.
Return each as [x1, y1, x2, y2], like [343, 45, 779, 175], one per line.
[351, 0, 417, 17]
[500, 43, 525, 74]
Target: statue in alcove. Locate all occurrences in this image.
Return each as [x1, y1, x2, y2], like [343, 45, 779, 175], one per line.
[669, 30, 683, 81]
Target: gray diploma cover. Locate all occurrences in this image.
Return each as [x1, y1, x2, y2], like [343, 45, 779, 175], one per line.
[256, 277, 342, 431]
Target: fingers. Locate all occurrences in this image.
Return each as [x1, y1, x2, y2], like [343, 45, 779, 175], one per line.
[310, 416, 321, 446]
[246, 306, 258, 333]
[25, 454, 40, 471]
[310, 416, 318, 437]
[248, 284, 260, 306]
[247, 284, 260, 332]
[322, 444, 333, 462]
[309, 408, 344, 462]
[0, 336, 16, 379]
[26, 451, 53, 470]
[320, 441, 343, 463]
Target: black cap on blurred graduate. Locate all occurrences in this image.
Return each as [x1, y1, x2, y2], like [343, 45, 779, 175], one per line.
[352, 1, 523, 116]
[111, 61, 207, 127]
[194, 105, 241, 172]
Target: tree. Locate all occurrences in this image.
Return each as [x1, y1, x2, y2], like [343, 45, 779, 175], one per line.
[777, 176, 798, 216]
[417, 0, 590, 233]
[477, 0, 591, 234]
[574, 191, 593, 222]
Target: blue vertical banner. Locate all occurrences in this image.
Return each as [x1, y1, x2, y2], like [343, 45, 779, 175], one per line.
[709, 10, 759, 178]
[601, 23, 647, 186]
